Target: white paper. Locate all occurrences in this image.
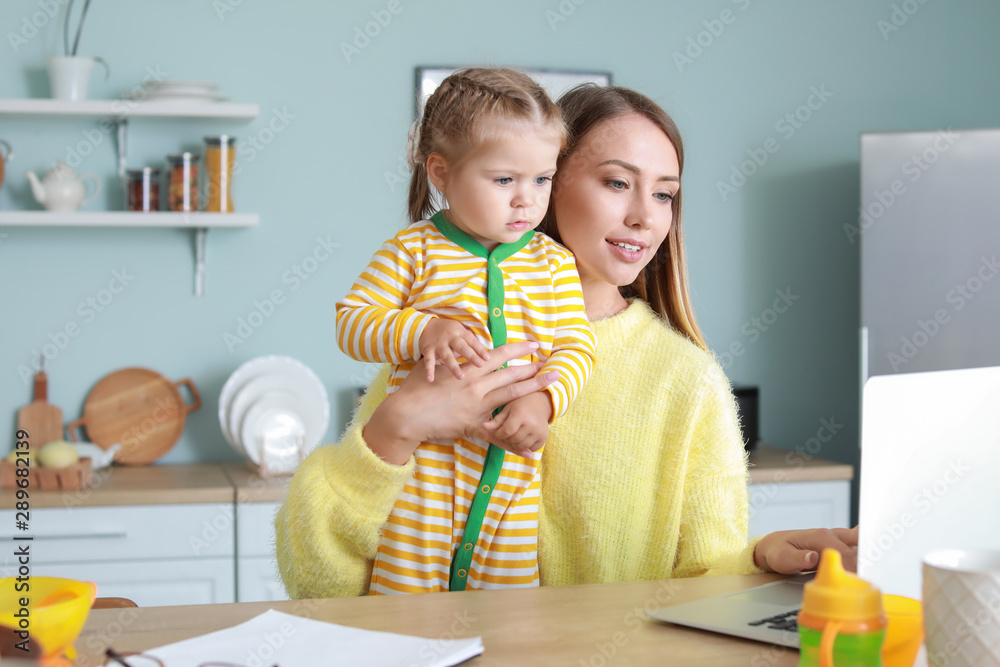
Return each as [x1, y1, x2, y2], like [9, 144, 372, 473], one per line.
[146, 609, 483, 667]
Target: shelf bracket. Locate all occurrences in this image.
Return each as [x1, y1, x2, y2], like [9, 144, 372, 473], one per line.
[112, 118, 129, 200]
[194, 227, 207, 297]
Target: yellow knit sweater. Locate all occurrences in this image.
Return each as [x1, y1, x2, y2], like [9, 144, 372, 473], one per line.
[274, 299, 762, 599]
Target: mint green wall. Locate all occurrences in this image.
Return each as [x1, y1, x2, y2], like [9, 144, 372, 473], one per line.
[2, 1, 997, 494]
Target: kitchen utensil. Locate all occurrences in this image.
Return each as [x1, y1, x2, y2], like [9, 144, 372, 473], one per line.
[67, 367, 201, 465]
[218, 356, 329, 459]
[16, 366, 64, 448]
[0, 577, 96, 662]
[238, 392, 307, 470]
[0, 139, 12, 198]
[25, 161, 101, 212]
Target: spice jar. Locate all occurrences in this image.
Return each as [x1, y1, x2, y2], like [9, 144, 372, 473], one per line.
[126, 167, 160, 212]
[166, 152, 199, 212]
[204, 136, 235, 212]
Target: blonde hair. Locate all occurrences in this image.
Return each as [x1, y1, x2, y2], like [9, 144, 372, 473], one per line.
[540, 84, 708, 351]
[408, 67, 567, 223]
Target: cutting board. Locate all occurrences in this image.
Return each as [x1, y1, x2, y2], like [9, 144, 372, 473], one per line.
[67, 367, 201, 465]
[16, 371, 64, 447]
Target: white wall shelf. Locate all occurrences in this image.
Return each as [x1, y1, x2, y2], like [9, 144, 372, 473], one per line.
[3, 97, 261, 295]
[0, 211, 258, 228]
[0, 98, 259, 119]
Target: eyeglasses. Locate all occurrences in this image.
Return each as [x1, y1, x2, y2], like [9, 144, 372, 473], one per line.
[104, 648, 279, 667]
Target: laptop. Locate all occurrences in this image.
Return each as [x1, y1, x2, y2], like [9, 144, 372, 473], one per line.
[648, 364, 1000, 647]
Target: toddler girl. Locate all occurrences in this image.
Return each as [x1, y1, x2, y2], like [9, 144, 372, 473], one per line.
[335, 67, 595, 594]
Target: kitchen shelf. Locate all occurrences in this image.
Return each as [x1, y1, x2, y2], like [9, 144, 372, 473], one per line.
[0, 211, 258, 228]
[0, 98, 259, 119]
[4, 97, 261, 295]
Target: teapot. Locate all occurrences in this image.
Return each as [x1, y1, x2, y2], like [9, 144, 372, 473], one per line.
[25, 161, 101, 212]
[0, 140, 11, 196]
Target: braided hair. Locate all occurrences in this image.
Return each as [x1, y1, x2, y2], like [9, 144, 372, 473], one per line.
[407, 67, 567, 223]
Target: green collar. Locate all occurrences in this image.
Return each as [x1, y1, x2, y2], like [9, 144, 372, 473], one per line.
[431, 211, 533, 263]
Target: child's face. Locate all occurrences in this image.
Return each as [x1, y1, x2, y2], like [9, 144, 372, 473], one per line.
[436, 125, 561, 250]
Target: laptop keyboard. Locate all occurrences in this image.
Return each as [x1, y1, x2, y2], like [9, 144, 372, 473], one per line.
[747, 609, 800, 632]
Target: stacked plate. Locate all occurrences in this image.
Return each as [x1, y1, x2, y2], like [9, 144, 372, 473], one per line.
[140, 79, 229, 103]
[218, 356, 330, 473]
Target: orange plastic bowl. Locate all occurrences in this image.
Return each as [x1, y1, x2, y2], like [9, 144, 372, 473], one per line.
[882, 594, 923, 667]
[0, 577, 97, 664]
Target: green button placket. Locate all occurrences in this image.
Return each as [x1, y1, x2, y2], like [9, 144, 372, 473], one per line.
[429, 212, 533, 592]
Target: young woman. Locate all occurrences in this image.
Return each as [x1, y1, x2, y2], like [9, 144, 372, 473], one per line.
[275, 84, 858, 599]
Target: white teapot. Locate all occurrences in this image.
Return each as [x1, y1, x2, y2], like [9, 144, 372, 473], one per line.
[25, 161, 101, 212]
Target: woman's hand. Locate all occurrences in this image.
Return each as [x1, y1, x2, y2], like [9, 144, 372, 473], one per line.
[363, 341, 558, 465]
[753, 526, 859, 574]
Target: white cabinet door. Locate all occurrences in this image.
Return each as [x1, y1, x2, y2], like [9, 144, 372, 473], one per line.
[237, 502, 279, 557]
[238, 556, 287, 603]
[747, 480, 851, 537]
[1, 558, 235, 607]
[0, 503, 235, 563]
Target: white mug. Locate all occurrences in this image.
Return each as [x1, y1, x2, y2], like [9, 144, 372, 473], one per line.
[48, 56, 96, 100]
[923, 548, 1000, 667]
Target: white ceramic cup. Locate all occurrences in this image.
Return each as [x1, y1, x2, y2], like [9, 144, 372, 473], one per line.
[47, 56, 96, 100]
[923, 548, 1000, 667]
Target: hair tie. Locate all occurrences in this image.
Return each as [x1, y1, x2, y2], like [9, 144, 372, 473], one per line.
[405, 120, 422, 173]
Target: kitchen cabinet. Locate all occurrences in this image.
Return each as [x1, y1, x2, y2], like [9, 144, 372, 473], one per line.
[0, 464, 237, 607]
[746, 445, 853, 537]
[222, 464, 289, 603]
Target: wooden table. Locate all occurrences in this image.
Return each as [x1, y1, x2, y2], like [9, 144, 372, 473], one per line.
[75, 574, 799, 666]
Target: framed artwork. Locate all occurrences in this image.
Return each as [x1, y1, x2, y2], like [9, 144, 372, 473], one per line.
[414, 66, 612, 118]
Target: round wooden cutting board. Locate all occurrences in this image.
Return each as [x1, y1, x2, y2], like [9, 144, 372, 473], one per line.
[67, 368, 202, 465]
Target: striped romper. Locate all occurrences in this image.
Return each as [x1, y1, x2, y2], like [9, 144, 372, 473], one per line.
[335, 211, 596, 594]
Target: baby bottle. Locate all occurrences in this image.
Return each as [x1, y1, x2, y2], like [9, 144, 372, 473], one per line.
[798, 548, 886, 667]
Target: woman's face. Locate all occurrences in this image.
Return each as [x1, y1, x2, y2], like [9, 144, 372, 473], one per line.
[552, 112, 680, 299]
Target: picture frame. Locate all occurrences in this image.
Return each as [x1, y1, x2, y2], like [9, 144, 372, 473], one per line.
[414, 66, 613, 118]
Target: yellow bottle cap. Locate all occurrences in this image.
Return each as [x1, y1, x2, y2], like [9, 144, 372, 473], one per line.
[801, 549, 885, 623]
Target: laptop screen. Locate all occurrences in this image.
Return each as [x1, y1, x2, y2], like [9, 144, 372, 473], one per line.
[858, 365, 1000, 599]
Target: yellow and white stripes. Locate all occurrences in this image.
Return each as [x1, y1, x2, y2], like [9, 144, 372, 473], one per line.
[369, 439, 541, 594]
[335, 218, 595, 593]
[335, 220, 596, 418]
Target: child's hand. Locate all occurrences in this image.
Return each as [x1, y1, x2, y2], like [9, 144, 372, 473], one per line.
[418, 318, 490, 382]
[483, 392, 552, 459]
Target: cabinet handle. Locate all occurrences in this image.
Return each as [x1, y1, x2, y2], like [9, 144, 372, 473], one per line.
[0, 530, 127, 540]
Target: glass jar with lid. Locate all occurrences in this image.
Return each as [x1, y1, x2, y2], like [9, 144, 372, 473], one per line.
[166, 152, 199, 212]
[204, 136, 236, 212]
[126, 167, 160, 212]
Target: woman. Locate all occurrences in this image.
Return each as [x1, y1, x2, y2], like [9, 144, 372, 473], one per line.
[274, 85, 857, 599]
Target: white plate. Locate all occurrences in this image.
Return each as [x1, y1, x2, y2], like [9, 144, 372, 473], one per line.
[239, 393, 306, 469]
[227, 375, 325, 456]
[144, 91, 230, 102]
[218, 356, 330, 458]
[150, 79, 220, 91]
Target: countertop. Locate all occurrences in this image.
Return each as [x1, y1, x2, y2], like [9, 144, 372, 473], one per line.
[748, 444, 854, 484]
[1, 445, 852, 509]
